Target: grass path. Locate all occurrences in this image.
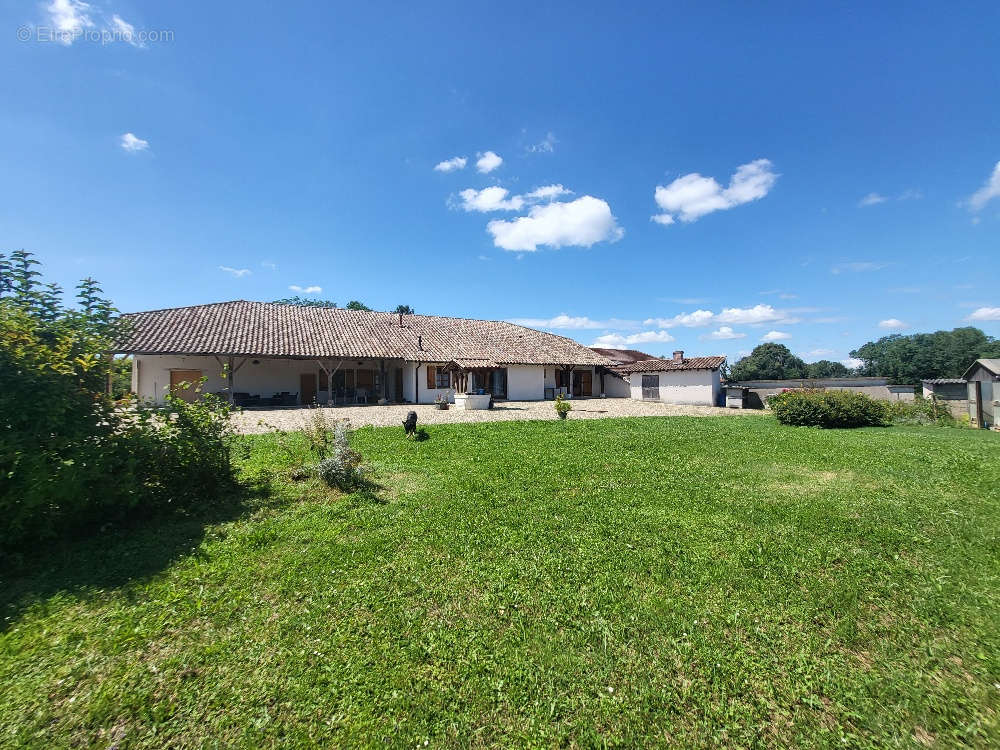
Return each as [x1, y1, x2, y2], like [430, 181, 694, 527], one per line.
[2, 417, 998, 747]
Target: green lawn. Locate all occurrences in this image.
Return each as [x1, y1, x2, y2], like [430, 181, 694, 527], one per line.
[2, 417, 998, 747]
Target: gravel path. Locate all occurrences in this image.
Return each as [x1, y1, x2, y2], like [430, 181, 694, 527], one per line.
[232, 398, 763, 434]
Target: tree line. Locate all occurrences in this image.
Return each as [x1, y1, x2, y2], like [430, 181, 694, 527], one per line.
[273, 297, 414, 315]
[727, 327, 999, 384]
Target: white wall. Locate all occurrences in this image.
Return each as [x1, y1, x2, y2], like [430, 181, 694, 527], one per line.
[414, 363, 455, 404]
[602, 372, 631, 397]
[629, 369, 719, 406]
[508, 365, 545, 400]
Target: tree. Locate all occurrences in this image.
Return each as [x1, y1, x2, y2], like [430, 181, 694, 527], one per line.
[273, 296, 338, 308]
[806, 359, 850, 378]
[1, 251, 234, 555]
[850, 327, 997, 384]
[727, 343, 808, 381]
[393, 304, 415, 315]
[345, 300, 372, 311]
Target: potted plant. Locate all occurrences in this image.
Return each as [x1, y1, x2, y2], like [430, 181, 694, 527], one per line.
[554, 393, 572, 420]
[434, 394, 449, 410]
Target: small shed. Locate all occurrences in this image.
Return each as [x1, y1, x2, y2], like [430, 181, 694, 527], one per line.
[963, 359, 1000, 429]
[922, 378, 967, 400]
[616, 351, 726, 406]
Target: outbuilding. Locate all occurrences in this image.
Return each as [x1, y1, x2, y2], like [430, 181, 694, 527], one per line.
[616, 351, 725, 406]
[963, 359, 1000, 429]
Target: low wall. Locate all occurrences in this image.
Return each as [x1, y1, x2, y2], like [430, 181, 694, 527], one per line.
[730, 378, 915, 409]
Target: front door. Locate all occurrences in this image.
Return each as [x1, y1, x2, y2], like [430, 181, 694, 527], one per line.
[394, 368, 404, 402]
[300, 373, 316, 405]
[169, 370, 202, 402]
[574, 370, 592, 397]
[641, 374, 660, 401]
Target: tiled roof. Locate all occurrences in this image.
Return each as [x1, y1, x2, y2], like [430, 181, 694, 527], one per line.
[616, 356, 726, 373]
[922, 378, 966, 385]
[115, 301, 611, 367]
[588, 347, 656, 365]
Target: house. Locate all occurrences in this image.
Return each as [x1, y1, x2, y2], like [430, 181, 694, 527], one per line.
[615, 350, 726, 406]
[114, 300, 614, 406]
[587, 347, 658, 398]
[963, 359, 1000, 429]
[921, 378, 969, 419]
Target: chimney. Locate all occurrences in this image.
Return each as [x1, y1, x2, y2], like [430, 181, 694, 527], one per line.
[398, 312, 403, 327]
[417, 335, 423, 351]
[672, 350, 684, 363]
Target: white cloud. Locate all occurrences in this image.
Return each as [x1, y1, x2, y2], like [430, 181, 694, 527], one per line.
[46, 0, 94, 44]
[717, 304, 788, 325]
[260, 261, 278, 271]
[652, 158, 778, 224]
[219, 266, 250, 278]
[703, 326, 745, 340]
[477, 254, 490, 261]
[805, 348, 835, 358]
[457, 186, 524, 212]
[510, 314, 638, 330]
[643, 304, 792, 329]
[898, 189, 923, 201]
[591, 330, 675, 348]
[476, 151, 503, 174]
[644, 310, 715, 328]
[43, 1, 141, 46]
[878, 318, 908, 329]
[289, 284, 322, 293]
[527, 132, 557, 153]
[120, 132, 148, 152]
[524, 184, 572, 201]
[434, 156, 467, 172]
[831, 261, 887, 274]
[842, 357, 864, 369]
[761, 330, 791, 341]
[968, 161, 1000, 211]
[109, 14, 140, 46]
[859, 192, 887, 207]
[486, 195, 624, 251]
[967, 306, 1000, 321]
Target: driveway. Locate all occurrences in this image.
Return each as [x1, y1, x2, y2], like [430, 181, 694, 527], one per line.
[231, 398, 762, 434]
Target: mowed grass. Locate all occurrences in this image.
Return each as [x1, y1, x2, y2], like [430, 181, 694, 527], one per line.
[2, 417, 998, 748]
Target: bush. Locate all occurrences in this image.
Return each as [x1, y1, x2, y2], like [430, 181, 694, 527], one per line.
[884, 396, 957, 426]
[314, 420, 367, 490]
[767, 389, 889, 428]
[554, 394, 572, 418]
[0, 252, 235, 557]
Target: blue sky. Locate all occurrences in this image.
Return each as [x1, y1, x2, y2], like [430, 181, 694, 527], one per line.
[2, 1, 999, 366]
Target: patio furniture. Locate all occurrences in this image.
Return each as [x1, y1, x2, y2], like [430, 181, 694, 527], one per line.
[356, 388, 369, 404]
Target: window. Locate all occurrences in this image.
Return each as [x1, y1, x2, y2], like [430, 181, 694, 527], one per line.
[426, 366, 450, 389]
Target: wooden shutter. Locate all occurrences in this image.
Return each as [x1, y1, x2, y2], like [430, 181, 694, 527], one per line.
[426, 365, 436, 389]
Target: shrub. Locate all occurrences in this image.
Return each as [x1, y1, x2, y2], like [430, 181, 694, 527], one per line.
[554, 394, 572, 418]
[884, 396, 957, 427]
[314, 420, 367, 490]
[0, 252, 235, 557]
[767, 389, 889, 428]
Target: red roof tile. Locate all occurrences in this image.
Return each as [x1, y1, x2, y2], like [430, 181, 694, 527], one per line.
[116, 301, 612, 367]
[615, 356, 726, 373]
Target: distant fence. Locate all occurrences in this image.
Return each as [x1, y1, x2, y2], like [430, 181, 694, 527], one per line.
[728, 377, 915, 409]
